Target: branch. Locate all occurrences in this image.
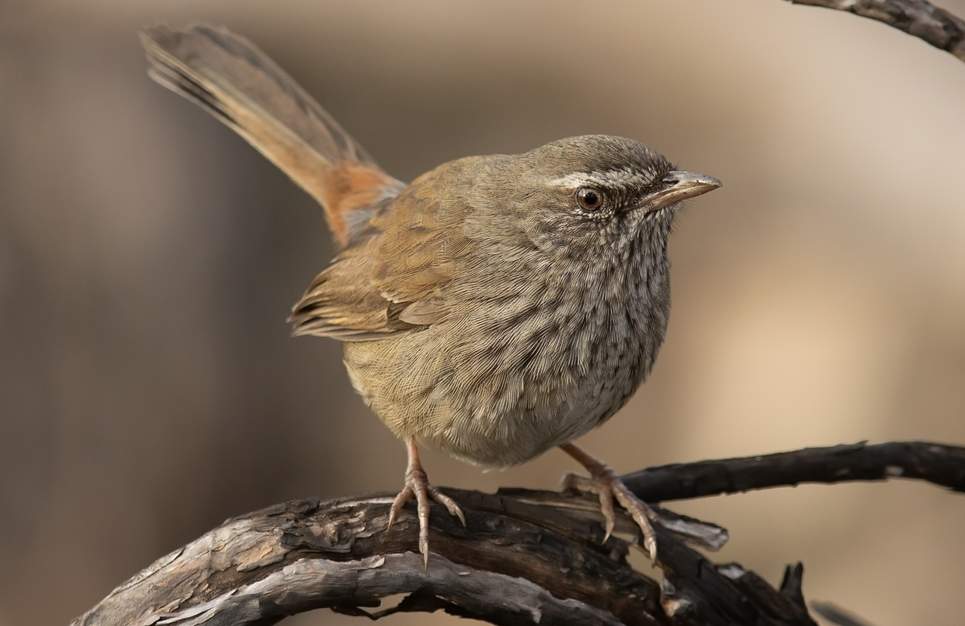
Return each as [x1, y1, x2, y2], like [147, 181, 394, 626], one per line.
[787, 0, 965, 63]
[621, 441, 965, 502]
[72, 441, 963, 625]
[69, 492, 809, 626]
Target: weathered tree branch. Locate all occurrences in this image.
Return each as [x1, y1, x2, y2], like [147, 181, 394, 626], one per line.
[73, 440, 963, 625]
[787, 0, 965, 63]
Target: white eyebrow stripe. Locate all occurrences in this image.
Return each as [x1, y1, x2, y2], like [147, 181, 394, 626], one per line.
[546, 168, 653, 189]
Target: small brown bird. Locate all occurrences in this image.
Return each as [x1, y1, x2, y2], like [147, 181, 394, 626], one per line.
[141, 24, 720, 564]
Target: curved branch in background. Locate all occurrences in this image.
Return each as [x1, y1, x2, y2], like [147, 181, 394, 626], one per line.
[788, 0, 965, 63]
[72, 441, 963, 625]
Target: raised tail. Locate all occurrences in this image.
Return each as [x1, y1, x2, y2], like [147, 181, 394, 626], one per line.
[140, 24, 402, 247]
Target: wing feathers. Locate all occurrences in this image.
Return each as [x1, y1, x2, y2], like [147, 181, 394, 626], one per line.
[287, 189, 465, 342]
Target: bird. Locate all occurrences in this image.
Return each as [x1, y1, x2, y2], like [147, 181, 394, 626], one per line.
[140, 24, 720, 566]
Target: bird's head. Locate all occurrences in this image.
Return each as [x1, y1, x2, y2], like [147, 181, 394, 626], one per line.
[474, 135, 720, 262]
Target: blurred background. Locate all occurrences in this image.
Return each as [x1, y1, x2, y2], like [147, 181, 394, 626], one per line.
[2, 1, 965, 624]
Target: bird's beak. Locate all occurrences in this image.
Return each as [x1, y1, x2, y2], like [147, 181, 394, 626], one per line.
[642, 170, 721, 212]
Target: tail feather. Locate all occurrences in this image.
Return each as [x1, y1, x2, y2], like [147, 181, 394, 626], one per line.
[140, 24, 402, 247]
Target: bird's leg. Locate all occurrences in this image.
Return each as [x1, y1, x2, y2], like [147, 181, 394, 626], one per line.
[559, 442, 659, 560]
[386, 437, 466, 568]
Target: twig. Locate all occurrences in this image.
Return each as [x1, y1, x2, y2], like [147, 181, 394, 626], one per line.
[620, 441, 965, 502]
[787, 0, 965, 63]
[71, 440, 964, 625]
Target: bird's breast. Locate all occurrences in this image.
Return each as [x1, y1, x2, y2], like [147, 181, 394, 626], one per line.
[427, 251, 670, 466]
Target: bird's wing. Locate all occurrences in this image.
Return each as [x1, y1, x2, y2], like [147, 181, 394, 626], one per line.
[289, 178, 470, 341]
[141, 23, 403, 248]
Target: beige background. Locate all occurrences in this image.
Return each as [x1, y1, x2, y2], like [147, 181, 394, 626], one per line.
[2, 1, 965, 624]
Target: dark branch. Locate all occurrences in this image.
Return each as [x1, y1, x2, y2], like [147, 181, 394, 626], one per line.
[72, 441, 963, 625]
[621, 441, 965, 502]
[787, 0, 965, 63]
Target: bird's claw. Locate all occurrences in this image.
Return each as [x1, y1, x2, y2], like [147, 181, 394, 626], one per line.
[387, 464, 466, 569]
[563, 468, 659, 560]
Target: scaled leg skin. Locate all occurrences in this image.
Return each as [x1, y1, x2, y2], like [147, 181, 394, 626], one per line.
[387, 437, 466, 567]
[559, 442, 659, 560]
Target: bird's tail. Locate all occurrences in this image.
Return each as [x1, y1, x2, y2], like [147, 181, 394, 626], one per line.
[140, 24, 402, 247]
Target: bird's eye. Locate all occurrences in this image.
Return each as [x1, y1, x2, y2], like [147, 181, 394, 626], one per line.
[576, 187, 605, 212]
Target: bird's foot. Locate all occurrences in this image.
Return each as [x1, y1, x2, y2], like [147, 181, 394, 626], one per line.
[560, 443, 659, 560]
[387, 438, 466, 568]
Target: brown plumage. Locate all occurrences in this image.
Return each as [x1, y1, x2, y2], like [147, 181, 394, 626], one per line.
[141, 24, 721, 565]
